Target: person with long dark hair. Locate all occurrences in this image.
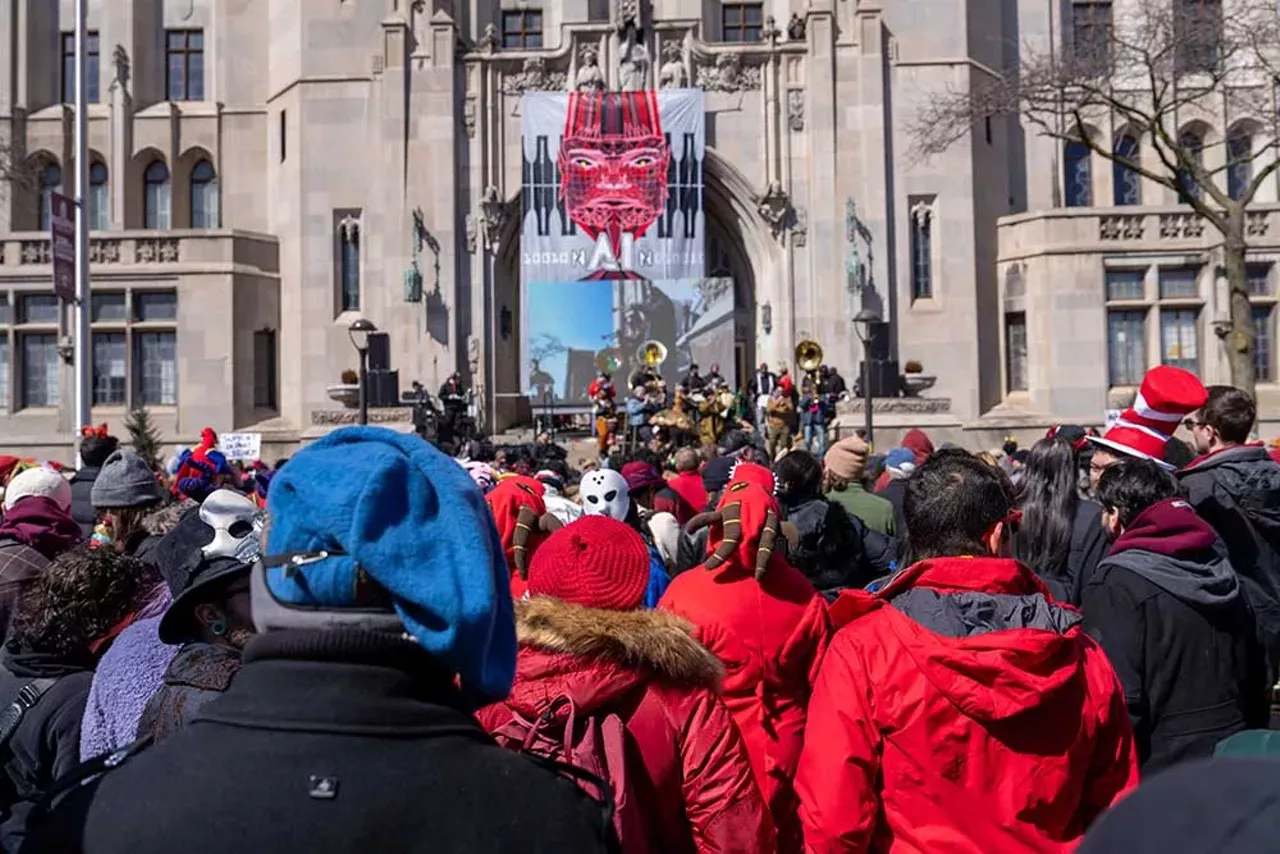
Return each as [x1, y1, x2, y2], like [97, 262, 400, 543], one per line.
[1013, 437, 1108, 604]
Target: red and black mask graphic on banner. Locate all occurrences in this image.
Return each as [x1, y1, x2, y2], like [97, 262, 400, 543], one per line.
[558, 91, 670, 274]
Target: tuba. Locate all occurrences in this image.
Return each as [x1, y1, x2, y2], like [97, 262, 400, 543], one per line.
[795, 339, 823, 375]
[637, 339, 668, 368]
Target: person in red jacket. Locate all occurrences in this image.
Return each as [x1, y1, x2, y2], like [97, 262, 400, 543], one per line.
[479, 516, 774, 853]
[660, 470, 830, 854]
[797, 449, 1138, 854]
[484, 475, 561, 599]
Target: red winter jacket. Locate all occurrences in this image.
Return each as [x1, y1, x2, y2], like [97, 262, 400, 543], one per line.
[478, 597, 775, 854]
[797, 557, 1139, 854]
[660, 556, 830, 853]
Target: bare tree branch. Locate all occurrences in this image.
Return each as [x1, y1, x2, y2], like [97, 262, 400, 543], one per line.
[908, 0, 1280, 394]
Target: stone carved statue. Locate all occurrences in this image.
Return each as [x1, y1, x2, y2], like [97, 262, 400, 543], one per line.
[658, 41, 687, 89]
[618, 33, 649, 92]
[787, 14, 806, 41]
[615, 0, 640, 34]
[575, 45, 606, 92]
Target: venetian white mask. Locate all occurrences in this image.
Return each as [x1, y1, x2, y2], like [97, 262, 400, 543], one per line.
[200, 488, 264, 564]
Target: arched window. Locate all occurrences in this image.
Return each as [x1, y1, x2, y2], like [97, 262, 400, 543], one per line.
[143, 161, 171, 229]
[89, 162, 109, 230]
[1177, 129, 1204, 203]
[1227, 130, 1253, 201]
[337, 215, 361, 312]
[1112, 135, 1141, 205]
[38, 163, 62, 231]
[189, 159, 219, 228]
[1064, 140, 1093, 207]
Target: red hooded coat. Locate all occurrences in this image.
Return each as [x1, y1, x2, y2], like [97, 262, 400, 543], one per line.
[659, 482, 830, 853]
[797, 557, 1139, 854]
[478, 598, 775, 853]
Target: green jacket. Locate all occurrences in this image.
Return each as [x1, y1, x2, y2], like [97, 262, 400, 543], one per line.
[826, 483, 896, 537]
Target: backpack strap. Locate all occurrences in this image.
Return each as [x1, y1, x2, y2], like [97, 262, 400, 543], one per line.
[0, 678, 57, 750]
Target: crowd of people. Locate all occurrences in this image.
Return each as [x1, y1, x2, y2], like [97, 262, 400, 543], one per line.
[589, 360, 848, 461]
[0, 363, 1275, 851]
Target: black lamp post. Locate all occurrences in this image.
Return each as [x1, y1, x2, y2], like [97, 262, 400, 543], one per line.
[852, 307, 882, 448]
[348, 318, 377, 426]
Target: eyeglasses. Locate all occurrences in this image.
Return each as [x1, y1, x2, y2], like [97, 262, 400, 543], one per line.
[1183, 418, 1204, 430]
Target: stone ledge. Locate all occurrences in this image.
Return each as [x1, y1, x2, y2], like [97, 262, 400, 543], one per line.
[310, 408, 413, 426]
[836, 397, 953, 415]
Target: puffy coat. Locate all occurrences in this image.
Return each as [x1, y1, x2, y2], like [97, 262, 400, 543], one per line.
[478, 597, 774, 853]
[797, 557, 1138, 854]
[780, 497, 898, 599]
[659, 486, 830, 854]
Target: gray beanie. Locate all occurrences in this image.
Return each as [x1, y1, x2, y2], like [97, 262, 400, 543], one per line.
[92, 449, 162, 510]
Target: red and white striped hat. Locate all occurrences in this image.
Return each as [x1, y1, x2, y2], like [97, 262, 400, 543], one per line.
[1088, 366, 1207, 470]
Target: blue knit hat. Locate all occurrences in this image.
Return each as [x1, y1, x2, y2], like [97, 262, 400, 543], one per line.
[263, 427, 515, 704]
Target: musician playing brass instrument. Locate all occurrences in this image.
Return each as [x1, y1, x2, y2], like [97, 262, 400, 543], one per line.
[765, 377, 796, 462]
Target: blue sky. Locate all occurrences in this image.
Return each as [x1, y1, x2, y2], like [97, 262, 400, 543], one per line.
[526, 280, 615, 391]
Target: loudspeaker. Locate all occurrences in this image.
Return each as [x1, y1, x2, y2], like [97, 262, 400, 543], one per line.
[867, 322, 891, 363]
[368, 370, 399, 408]
[367, 332, 391, 372]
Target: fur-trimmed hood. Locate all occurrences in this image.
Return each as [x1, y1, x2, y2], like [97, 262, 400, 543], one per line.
[505, 597, 723, 715]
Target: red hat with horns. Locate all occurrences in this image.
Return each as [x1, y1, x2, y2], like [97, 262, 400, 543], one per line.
[686, 481, 798, 580]
[485, 475, 562, 597]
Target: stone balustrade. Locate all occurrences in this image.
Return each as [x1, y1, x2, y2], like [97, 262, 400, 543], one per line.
[0, 229, 280, 275]
[998, 205, 1280, 262]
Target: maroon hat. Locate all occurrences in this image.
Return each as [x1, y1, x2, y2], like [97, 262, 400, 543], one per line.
[527, 516, 650, 612]
[620, 461, 664, 493]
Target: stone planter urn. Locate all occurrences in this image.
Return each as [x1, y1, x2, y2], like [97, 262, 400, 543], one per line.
[326, 383, 360, 409]
[902, 374, 937, 397]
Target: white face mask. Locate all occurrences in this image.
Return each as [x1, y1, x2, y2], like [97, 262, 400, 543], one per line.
[579, 469, 631, 521]
[200, 489, 265, 564]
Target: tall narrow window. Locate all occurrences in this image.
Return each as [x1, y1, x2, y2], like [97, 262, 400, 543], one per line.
[1175, 0, 1223, 74]
[1071, 1, 1113, 69]
[721, 2, 765, 42]
[165, 30, 205, 101]
[89, 162, 109, 230]
[1113, 135, 1141, 205]
[336, 213, 361, 312]
[1160, 307, 1200, 373]
[279, 110, 287, 163]
[61, 31, 100, 103]
[253, 329, 277, 410]
[500, 10, 543, 48]
[1107, 309, 1147, 386]
[1227, 131, 1253, 201]
[189, 160, 219, 228]
[92, 332, 127, 405]
[38, 163, 62, 232]
[0, 337, 8, 412]
[1064, 140, 1092, 207]
[909, 198, 934, 301]
[1005, 312, 1028, 392]
[1254, 305, 1274, 383]
[135, 331, 177, 405]
[20, 334, 59, 408]
[1177, 130, 1204, 203]
[143, 161, 171, 229]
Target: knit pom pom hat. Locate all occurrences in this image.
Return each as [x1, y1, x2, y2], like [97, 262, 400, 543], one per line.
[527, 516, 650, 612]
[4, 466, 72, 513]
[260, 426, 515, 705]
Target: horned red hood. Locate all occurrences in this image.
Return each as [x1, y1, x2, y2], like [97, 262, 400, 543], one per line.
[485, 476, 549, 580]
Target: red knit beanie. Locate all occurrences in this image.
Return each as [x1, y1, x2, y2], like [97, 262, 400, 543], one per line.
[527, 516, 650, 612]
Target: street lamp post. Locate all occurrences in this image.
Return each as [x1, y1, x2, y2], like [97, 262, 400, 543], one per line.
[852, 307, 882, 449]
[348, 318, 377, 426]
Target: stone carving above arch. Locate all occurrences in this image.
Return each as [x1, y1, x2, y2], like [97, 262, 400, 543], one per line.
[658, 41, 688, 89]
[502, 57, 567, 95]
[695, 52, 761, 92]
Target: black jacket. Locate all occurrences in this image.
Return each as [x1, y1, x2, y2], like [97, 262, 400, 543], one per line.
[1177, 445, 1280, 670]
[879, 478, 908, 538]
[781, 497, 898, 599]
[25, 629, 615, 853]
[67, 468, 100, 539]
[0, 650, 92, 850]
[1082, 536, 1268, 774]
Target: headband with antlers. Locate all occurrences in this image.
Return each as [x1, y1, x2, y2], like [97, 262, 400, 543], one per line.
[686, 481, 797, 580]
[485, 475, 563, 579]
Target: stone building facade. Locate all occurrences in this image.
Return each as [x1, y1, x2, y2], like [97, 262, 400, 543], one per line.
[6, 0, 1246, 461]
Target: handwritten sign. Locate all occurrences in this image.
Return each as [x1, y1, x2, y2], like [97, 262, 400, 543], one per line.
[220, 432, 262, 462]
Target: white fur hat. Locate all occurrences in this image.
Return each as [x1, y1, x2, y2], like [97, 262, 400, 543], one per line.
[4, 466, 72, 513]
